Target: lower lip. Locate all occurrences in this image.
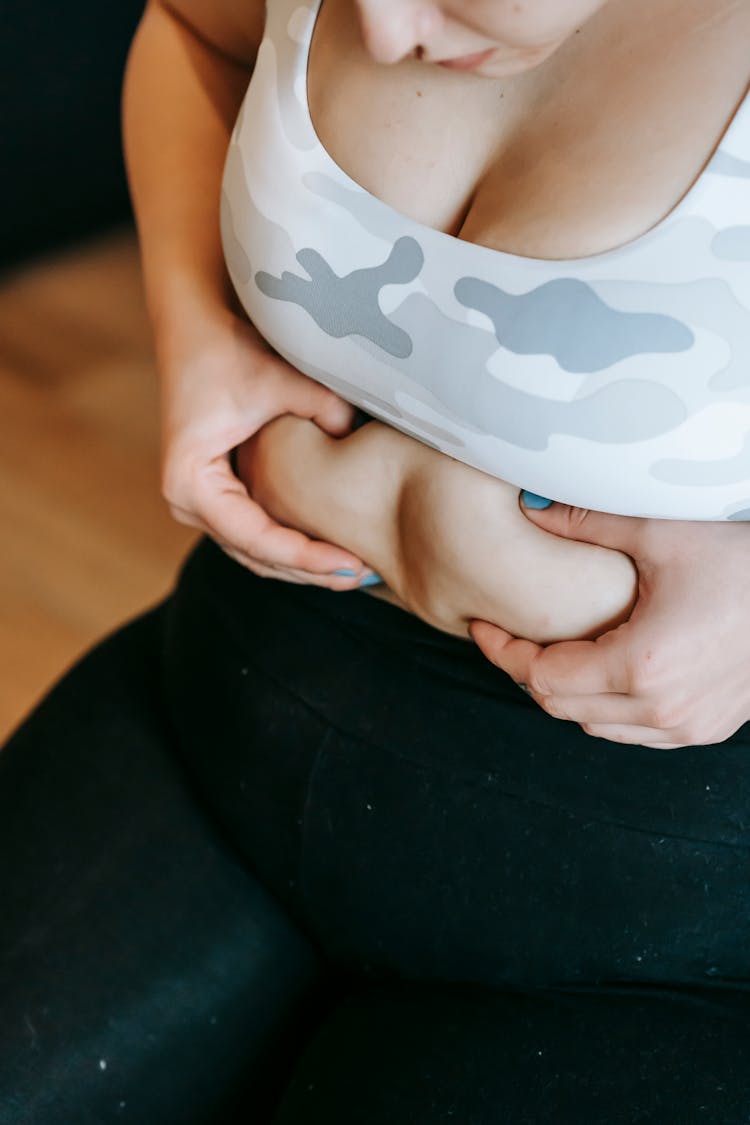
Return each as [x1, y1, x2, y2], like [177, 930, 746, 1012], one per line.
[436, 49, 496, 72]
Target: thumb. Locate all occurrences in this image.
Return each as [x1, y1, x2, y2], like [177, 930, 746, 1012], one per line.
[307, 384, 357, 438]
[518, 490, 645, 553]
[269, 357, 357, 437]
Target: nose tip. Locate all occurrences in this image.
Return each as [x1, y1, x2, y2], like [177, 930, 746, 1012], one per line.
[361, 23, 419, 64]
[358, 3, 438, 65]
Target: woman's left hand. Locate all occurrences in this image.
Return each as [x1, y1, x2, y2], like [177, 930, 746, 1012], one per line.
[470, 502, 750, 748]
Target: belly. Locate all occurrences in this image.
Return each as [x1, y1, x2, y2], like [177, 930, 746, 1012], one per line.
[237, 415, 637, 643]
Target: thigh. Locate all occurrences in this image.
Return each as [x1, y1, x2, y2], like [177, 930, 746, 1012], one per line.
[161, 542, 750, 1118]
[162, 541, 750, 992]
[0, 607, 327, 1125]
[273, 983, 750, 1124]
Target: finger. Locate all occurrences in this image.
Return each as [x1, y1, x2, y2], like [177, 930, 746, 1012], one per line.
[519, 496, 646, 556]
[220, 539, 378, 588]
[269, 366, 357, 437]
[248, 520, 368, 577]
[470, 621, 542, 680]
[219, 544, 287, 581]
[470, 621, 630, 696]
[581, 723, 687, 749]
[309, 389, 358, 437]
[219, 543, 363, 588]
[540, 693, 665, 728]
[167, 502, 206, 532]
[198, 476, 367, 577]
[183, 456, 373, 585]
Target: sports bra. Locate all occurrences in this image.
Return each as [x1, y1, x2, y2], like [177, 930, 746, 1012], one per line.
[221, 0, 750, 520]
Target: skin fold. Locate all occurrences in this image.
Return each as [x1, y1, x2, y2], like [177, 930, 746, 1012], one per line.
[124, 0, 748, 743]
[228, 0, 744, 649]
[236, 417, 637, 642]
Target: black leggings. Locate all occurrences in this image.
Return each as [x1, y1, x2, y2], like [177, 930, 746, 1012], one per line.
[3, 537, 750, 1124]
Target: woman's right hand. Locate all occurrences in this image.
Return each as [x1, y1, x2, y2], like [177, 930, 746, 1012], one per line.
[158, 308, 373, 588]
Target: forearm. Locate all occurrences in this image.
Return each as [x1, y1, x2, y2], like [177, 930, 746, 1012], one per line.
[122, 0, 254, 358]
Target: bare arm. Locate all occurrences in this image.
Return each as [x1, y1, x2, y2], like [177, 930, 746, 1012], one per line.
[122, 0, 262, 348]
[121, 0, 371, 584]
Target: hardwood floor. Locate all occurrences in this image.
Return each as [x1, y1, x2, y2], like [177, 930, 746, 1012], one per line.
[0, 228, 197, 741]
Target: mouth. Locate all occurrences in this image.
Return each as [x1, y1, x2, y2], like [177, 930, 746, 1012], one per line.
[435, 48, 497, 72]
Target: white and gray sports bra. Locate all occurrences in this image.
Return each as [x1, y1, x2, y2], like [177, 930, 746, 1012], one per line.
[221, 0, 750, 519]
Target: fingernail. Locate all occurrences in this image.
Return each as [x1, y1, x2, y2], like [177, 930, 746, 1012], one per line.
[333, 569, 358, 577]
[359, 573, 384, 588]
[520, 490, 553, 510]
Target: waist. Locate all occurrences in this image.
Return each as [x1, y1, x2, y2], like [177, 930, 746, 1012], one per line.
[240, 412, 637, 643]
[170, 536, 750, 789]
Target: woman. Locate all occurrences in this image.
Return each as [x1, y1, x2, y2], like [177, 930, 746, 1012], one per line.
[2, 1, 749, 1121]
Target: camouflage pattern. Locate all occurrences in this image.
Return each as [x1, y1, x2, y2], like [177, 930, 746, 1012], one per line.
[221, 0, 750, 519]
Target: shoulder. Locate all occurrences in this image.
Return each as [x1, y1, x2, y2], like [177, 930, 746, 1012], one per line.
[157, 0, 266, 66]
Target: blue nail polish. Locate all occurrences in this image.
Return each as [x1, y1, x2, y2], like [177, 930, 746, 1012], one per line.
[359, 573, 384, 588]
[521, 490, 553, 510]
[333, 569, 357, 577]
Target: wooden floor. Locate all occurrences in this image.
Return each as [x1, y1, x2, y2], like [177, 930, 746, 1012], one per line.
[0, 228, 197, 742]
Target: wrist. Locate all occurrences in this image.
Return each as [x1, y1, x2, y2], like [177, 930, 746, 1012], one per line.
[153, 297, 260, 382]
[150, 278, 232, 347]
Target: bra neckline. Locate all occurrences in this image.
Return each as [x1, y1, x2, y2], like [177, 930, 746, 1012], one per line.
[299, 0, 749, 268]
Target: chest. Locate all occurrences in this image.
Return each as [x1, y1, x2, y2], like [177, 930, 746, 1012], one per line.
[221, 0, 750, 521]
[308, 0, 749, 259]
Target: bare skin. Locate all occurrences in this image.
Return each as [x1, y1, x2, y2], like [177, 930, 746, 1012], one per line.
[125, 0, 747, 646]
[236, 417, 637, 641]
[311, 0, 747, 261]
[233, 0, 746, 641]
